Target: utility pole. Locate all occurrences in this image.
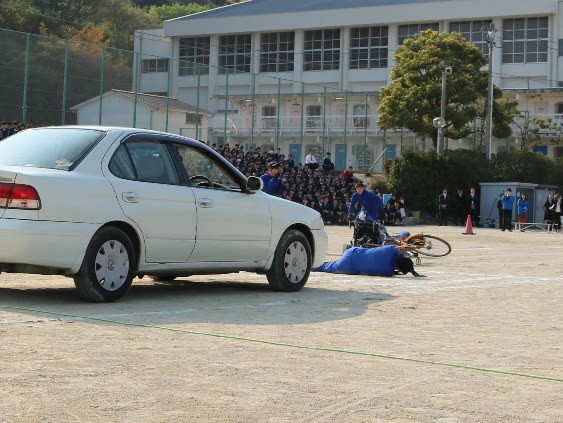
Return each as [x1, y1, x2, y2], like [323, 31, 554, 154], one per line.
[434, 61, 451, 156]
[484, 26, 497, 160]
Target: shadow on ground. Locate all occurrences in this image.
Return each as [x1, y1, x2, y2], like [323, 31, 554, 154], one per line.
[0, 276, 396, 326]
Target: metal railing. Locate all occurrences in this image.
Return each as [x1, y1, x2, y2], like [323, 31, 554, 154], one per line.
[209, 115, 380, 135]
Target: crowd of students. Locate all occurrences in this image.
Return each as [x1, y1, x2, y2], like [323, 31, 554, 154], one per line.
[209, 142, 406, 226]
[209, 142, 357, 225]
[0, 121, 32, 139]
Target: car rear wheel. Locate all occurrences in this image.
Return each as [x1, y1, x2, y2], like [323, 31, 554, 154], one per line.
[74, 227, 136, 302]
[267, 229, 311, 292]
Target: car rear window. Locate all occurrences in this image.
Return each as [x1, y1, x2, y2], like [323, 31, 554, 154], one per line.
[0, 128, 104, 170]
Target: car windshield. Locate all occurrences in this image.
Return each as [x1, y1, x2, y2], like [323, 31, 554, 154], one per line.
[0, 128, 105, 170]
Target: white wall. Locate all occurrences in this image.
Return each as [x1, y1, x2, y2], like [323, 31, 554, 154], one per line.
[75, 94, 208, 138]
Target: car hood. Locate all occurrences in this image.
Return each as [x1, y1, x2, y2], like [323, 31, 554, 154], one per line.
[263, 193, 324, 230]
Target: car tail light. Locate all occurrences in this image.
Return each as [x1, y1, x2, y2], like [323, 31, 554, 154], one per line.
[0, 183, 41, 210]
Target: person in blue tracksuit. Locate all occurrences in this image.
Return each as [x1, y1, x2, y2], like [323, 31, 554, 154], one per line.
[348, 181, 384, 224]
[501, 188, 515, 231]
[260, 161, 283, 197]
[313, 245, 424, 277]
[517, 192, 529, 231]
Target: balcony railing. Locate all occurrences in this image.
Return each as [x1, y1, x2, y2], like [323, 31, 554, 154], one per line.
[528, 113, 563, 137]
[209, 114, 379, 135]
[208, 113, 563, 140]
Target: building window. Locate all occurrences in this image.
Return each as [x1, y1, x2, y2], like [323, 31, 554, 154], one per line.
[449, 20, 492, 56]
[398, 23, 439, 45]
[186, 114, 202, 125]
[559, 39, 563, 56]
[260, 32, 294, 73]
[141, 58, 169, 73]
[352, 104, 369, 128]
[179, 37, 210, 76]
[219, 34, 252, 74]
[502, 17, 548, 63]
[349, 26, 388, 69]
[261, 106, 276, 129]
[554, 146, 563, 158]
[533, 145, 548, 155]
[304, 29, 340, 71]
[306, 105, 322, 129]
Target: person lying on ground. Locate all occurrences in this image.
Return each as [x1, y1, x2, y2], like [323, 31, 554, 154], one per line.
[312, 245, 424, 277]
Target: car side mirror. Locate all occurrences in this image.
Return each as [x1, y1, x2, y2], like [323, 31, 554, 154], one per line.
[246, 176, 263, 193]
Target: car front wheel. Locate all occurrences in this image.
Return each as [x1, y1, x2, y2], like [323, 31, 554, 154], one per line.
[74, 227, 136, 302]
[267, 229, 311, 292]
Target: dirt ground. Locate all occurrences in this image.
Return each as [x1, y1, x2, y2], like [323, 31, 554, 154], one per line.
[1, 224, 562, 422]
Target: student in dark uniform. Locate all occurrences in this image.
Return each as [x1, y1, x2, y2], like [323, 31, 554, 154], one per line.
[438, 188, 449, 226]
[467, 187, 479, 227]
[454, 188, 466, 226]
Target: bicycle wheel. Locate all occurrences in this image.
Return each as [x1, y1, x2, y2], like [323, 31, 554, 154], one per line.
[412, 234, 451, 257]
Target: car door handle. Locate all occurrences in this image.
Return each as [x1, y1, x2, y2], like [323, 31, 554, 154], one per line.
[198, 198, 213, 208]
[122, 192, 140, 203]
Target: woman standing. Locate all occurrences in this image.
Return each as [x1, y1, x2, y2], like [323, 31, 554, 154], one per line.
[543, 194, 554, 224]
[552, 193, 562, 232]
[517, 193, 529, 231]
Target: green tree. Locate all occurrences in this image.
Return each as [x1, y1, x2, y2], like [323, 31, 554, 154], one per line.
[146, 2, 212, 23]
[379, 30, 511, 149]
[0, 0, 52, 34]
[491, 150, 558, 184]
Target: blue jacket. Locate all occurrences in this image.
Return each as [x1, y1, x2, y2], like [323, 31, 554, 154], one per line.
[348, 189, 384, 222]
[260, 173, 283, 197]
[501, 194, 514, 210]
[517, 198, 529, 216]
[313, 245, 403, 277]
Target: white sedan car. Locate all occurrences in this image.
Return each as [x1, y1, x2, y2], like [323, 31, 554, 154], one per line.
[0, 127, 328, 302]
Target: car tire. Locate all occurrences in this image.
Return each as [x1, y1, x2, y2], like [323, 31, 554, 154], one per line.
[267, 229, 311, 292]
[74, 226, 136, 302]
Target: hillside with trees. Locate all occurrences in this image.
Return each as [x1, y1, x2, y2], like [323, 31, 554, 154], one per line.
[0, 0, 243, 50]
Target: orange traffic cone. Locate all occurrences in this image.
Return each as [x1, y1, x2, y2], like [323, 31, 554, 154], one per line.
[462, 214, 476, 235]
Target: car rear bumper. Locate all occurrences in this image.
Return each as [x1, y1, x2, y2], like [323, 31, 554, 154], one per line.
[0, 219, 98, 274]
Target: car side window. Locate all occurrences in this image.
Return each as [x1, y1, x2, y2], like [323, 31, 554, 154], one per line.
[173, 143, 240, 191]
[109, 141, 179, 185]
[109, 144, 136, 179]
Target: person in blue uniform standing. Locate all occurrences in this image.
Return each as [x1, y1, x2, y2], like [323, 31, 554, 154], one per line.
[517, 192, 529, 231]
[260, 161, 283, 197]
[501, 187, 514, 231]
[348, 181, 384, 224]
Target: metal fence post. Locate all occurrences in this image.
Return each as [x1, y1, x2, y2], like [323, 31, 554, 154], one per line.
[300, 82, 305, 156]
[196, 63, 201, 140]
[22, 33, 30, 124]
[250, 72, 256, 148]
[276, 78, 281, 149]
[224, 70, 229, 143]
[98, 47, 105, 125]
[133, 52, 140, 128]
[165, 55, 171, 132]
[61, 40, 69, 125]
[322, 86, 327, 153]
